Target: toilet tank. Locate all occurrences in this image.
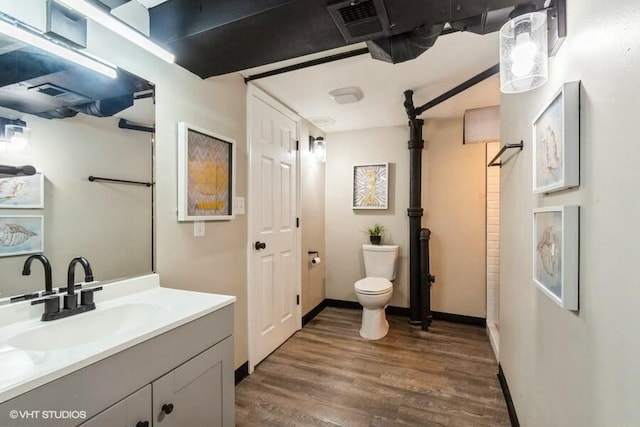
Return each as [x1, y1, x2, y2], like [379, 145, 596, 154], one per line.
[363, 245, 399, 280]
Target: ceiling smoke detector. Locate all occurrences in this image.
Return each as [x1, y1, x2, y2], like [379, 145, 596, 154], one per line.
[329, 87, 364, 104]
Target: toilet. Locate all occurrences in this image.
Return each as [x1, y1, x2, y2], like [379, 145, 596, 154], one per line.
[354, 244, 399, 340]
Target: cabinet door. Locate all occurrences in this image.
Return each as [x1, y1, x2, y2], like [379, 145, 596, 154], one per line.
[153, 337, 234, 427]
[80, 385, 151, 427]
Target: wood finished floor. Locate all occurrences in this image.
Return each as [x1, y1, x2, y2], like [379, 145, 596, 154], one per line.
[235, 307, 509, 427]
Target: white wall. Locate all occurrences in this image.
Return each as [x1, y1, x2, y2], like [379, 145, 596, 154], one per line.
[325, 126, 409, 307]
[300, 121, 326, 316]
[83, 23, 249, 368]
[500, 0, 640, 425]
[422, 118, 486, 318]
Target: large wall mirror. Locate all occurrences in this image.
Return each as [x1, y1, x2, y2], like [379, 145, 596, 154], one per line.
[0, 30, 155, 300]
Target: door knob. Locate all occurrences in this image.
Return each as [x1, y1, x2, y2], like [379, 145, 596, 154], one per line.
[254, 241, 267, 250]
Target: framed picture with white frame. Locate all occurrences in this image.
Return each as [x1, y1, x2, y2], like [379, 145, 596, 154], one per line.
[177, 122, 236, 221]
[533, 206, 579, 310]
[532, 81, 580, 194]
[0, 215, 44, 257]
[0, 173, 44, 209]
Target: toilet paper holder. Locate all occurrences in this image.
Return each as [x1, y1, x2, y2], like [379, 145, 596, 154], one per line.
[308, 251, 321, 265]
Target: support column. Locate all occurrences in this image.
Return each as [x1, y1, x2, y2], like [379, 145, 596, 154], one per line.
[404, 90, 424, 325]
[420, 228, 434, 330]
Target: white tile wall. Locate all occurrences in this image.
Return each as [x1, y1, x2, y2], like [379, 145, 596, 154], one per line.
[486, 142, 501, 327]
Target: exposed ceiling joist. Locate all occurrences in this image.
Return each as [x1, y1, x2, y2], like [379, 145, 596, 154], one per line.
[148, 0, 547, 79]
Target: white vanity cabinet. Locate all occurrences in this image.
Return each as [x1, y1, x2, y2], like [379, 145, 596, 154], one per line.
[0, 303, 235, 427]
[80, 338, 230, 427]
[152, 341, 227, 426]
[80, 385, 151, 427]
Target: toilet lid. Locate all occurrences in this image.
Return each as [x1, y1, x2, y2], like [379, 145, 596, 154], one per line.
[355, 277, 392, 295]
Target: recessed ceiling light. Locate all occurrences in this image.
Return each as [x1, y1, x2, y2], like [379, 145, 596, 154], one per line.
[329, 87, 364, 104]
[309, 117, 336, 126]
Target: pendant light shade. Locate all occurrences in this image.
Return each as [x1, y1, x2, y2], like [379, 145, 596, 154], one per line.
[500, 11, 548, 94]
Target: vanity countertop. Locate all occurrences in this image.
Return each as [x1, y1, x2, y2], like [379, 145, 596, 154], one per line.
[0, 274, 235, 403]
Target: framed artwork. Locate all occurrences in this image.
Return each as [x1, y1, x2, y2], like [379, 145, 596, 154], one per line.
[533, 81, 580, 194]
[177, 122, 235, 221]
[0, 173, 44, 208]
[0, 215, 44, 257]
[352, 163, 388, 209]
[533, 206, 579, 310]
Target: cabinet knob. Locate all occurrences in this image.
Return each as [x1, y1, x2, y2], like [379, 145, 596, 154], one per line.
[161, 403, 174, 415]
[136, 422, 149, 427]
[254, 241, 266, 250]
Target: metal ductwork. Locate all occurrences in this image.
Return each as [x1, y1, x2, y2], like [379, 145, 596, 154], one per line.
[0, 39, 152, 120]
[35, 107, 79, 119]
[366, 24, 444, 64]
[71, 94, 134, 117]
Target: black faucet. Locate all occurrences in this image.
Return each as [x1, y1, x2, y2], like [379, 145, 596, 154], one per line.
[65, 257, 94, 310]
[27, 256, 101, 321]
[22, 254, 54, 296]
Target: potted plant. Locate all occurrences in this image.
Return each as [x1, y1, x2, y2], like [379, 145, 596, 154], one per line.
[366, 223, 384, 245]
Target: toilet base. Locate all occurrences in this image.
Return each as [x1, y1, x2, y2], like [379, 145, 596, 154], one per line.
[359, 307, 389, 340]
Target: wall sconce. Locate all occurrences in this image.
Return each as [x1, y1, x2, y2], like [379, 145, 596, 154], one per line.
[499, 0, 566, 94]
[0, 117, 31, 151]
[309, 136, 326, 162]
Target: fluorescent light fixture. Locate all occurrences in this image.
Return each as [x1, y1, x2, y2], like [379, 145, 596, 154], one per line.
[58, 0, 175, 63]
[0, 19, 117, 78]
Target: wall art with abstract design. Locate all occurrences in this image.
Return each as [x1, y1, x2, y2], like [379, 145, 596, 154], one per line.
[352, 163, 388, 209]
[0, 173, 44, 209]
[533, 206, 579, 310]
[177, 122, 235, 221]
[533, 81, 580, 194]
[0, 215, 44, 257]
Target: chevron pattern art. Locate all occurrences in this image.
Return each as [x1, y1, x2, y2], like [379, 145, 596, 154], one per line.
[187, 129, 231, 216]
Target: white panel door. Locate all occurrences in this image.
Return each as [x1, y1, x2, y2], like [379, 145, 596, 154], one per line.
[248, 86, 300, 370]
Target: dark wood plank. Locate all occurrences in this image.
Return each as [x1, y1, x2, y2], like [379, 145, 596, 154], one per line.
[236, 307, 509, 426]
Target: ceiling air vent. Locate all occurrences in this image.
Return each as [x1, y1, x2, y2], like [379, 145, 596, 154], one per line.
[327, 0, 391, 43]
[29, 83, 92, 105]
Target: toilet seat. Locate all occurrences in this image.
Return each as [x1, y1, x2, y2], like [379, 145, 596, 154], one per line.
[355, 277, 392, 295]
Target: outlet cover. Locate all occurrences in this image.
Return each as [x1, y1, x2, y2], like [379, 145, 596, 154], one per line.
[193, 220, 205, 237]
[235, 197, 245, 215]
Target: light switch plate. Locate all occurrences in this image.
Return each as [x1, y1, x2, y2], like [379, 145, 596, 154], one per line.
[193, 220, 205, 237]
[235, 197, 245, 215]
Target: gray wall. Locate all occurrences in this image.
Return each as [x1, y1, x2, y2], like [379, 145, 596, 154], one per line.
[0, 114, 152, 298]
[500, 0, 640, 424]
[325, 126, 410, 307]
[83, 23, 249, 368]
[422, 118, 487, 318]
[300, 120, 326, 316]
[324, 121, 488, 316]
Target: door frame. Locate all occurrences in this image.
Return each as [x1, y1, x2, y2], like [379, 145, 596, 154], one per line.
[246, 83, 302, 373]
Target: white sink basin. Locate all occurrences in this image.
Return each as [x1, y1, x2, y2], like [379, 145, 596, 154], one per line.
[7, 303, 168, 351]
[0, 274, 236, 404]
